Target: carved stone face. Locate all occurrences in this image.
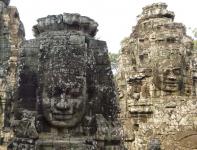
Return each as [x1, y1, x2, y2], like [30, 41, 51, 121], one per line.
[42, 80, 87, 128]
[153, 60, 184, 92]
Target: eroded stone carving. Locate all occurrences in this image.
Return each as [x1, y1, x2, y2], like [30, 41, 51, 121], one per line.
[9, 13, 124, 149]
[116, 2, 196, 149]
[0, 1, 25, 149]
[152, 56, 186, 95]
[39, 37, 87, 128]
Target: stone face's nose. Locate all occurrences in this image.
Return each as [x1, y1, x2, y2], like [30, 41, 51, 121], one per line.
[55, 94, 70, 110]
[167, 70, 176, 80]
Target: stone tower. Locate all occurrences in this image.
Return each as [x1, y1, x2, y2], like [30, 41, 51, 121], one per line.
[0, 0, 25, 148]
[9, 13, 125, 149]
[116, 3, 197, 149]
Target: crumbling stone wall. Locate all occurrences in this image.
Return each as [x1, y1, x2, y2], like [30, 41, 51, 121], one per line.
[9, 13, 125, 149]
[116, 3, 196, 150]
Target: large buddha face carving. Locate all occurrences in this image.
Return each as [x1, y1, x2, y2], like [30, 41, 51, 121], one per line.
[153, 59, 184, 92]
[42, 79, 87, 128]
[39, 37, 87, 128]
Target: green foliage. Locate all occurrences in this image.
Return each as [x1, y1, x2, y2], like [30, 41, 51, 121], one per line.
[120, 37, 130, 45]
[109, 52, 119, 64]
[108, 52, 120, 73]
[188, 27, 197, 50]
[192, 28, 197, 38]
[192, 28, 197, 50]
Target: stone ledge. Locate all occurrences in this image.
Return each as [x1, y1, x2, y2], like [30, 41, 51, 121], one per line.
[138, 2, 175, 21]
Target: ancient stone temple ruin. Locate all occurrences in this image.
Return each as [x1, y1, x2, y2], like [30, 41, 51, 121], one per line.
[116, 2, 197, 150]
[0, 0, 25, 148]
[8, 13, 124, 149]
[0, 1, 196, 149]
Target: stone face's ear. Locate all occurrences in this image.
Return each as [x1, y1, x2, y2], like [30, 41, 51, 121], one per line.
[10, 39, 40, 144]
[87, 39, 118, 120]
[17, 40, 39, 111]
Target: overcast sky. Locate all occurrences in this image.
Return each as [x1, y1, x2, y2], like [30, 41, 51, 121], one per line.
[10, 0, 197, 53]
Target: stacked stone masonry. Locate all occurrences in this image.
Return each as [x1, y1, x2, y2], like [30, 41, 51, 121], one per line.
[116, 2, 197, 150]
[8, 13, 125, 149]
[0, 0, 25, 149]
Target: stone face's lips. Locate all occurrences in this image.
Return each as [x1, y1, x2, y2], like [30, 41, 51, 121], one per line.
[164, 83, 177, 87]
[162, 81, 180, 91]
[53, 113, 74, 120]
[33, 13, 98, 37]
[163, 81, 178, 84]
